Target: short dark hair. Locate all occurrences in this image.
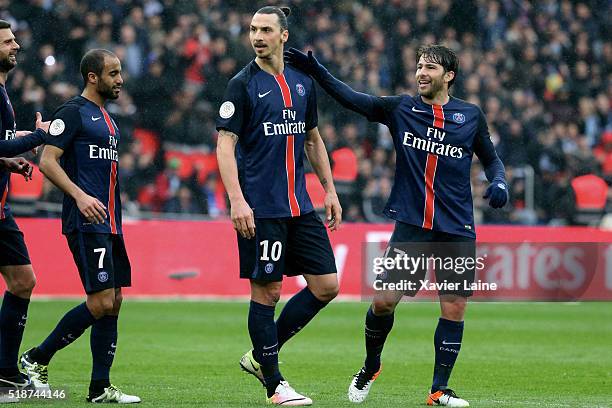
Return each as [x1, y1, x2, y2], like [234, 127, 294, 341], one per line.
[0, 20, 11, 30]
[416, 44, 459, 88]
[80, 49, 116, 84]
[255, 6, 291, 31]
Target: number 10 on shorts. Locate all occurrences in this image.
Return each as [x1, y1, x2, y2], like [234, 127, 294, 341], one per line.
[260, 240, 282, 261]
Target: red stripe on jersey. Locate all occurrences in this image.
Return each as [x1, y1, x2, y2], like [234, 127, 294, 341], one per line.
[274, 74, 293, 108]
[108, 161, 118, 234]
[0, 183, 8, 219]
[285, 135, 300, 216]
[432, 104, 445, 128]
[421, 104, 445, 229]
[422, 153, 438, 230]
[274, 73, 299, 216]
[100, 107, 116, 136]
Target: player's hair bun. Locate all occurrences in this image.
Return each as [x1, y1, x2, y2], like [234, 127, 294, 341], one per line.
[279, 6, 291, 17]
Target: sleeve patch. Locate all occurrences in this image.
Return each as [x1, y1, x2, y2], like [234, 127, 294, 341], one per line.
[219, 101, 235, 119]
[49, 119, 65, 136]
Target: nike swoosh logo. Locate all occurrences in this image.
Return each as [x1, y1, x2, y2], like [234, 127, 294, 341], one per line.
[442, 340, 461, 345]
[412, 107, 428, 113]
[110, 343, 117, 349]
[262, 343, 278, 350]
[258, 90, 272, 98]
[92, 116, 102, 121]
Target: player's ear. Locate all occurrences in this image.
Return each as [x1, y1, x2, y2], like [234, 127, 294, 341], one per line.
[87, 72, 98, 85]
[444, 70, 455, 84]
[281, 29, 288, 44]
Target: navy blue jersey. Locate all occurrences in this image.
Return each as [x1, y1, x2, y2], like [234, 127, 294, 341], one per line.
[216, 61, 317, 218]
[0, 84, 45, 225]
[46, 96, 122, 235]
[369, 95, 498, 237]
[309, 65, 506, 238]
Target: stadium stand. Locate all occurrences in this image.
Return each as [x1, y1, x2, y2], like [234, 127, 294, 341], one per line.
[1, 0, 609, 225]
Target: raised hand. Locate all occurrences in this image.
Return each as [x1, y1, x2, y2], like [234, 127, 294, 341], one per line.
[35, 112, 50, 133]
[284, 47, 324, 77]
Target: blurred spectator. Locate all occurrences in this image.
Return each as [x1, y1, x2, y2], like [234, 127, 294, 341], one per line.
[163, 185, 203, 214]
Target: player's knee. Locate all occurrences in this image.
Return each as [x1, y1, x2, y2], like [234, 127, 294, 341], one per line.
[371, 299, 396, 315]
[7, 271, 36, 298]
[440, 297, 467, 321]
[101, 299, 116, 315]
[262, 288, 281, 305]
[251, 281, 282, 305]
[311, 282, 339, 303]
[87, 294, 116, 317]
[444, 307, 466, 321]
[97, 298, 115, 316]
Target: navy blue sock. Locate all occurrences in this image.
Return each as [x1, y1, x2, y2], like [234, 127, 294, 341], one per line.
[248, 301, 283, 397]
[364, 306, 394, 373]
[90, 315, 117, 391]
[34, 303, 96, 365]
[432, 318, 464, 392]
[276, 287, 328, 350]
[0, 291, 29, 376]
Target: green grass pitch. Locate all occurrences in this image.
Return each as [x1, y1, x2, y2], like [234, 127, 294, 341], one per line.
[15, 300, 612, 407]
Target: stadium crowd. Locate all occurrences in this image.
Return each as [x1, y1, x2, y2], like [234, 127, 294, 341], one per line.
[1, 0, 610, 225]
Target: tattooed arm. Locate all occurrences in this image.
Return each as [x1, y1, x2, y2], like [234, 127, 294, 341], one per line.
[216, 129, 255, 238]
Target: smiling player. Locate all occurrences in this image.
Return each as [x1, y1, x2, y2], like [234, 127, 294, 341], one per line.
[286, 44, 508, 407]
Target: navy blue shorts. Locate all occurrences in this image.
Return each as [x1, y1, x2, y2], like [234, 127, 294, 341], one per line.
[238, 211, 337, 282]
[0, 216, 30, 266]
[383, 221, 476, 297]
[66, 233, 131, 294]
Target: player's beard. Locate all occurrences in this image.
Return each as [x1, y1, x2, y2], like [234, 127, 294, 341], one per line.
[0, 54, 16, 73]
[97, 81, 118, 100]
[420, 76, 445, 99]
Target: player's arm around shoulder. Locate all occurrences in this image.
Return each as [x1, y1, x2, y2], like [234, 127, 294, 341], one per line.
[304, 127, 342, 231]
[0, 112, 49, 157]
[216, 129, 255, 239]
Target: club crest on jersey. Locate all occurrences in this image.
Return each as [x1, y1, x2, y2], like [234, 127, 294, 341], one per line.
[49, 119, 65, 136]
[97, 271, 109, 283]
[453, 113, 465, 124]
[265, 263, 274, 274]
[296, 83, 305, 96]
[219, 101, 235, 119]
